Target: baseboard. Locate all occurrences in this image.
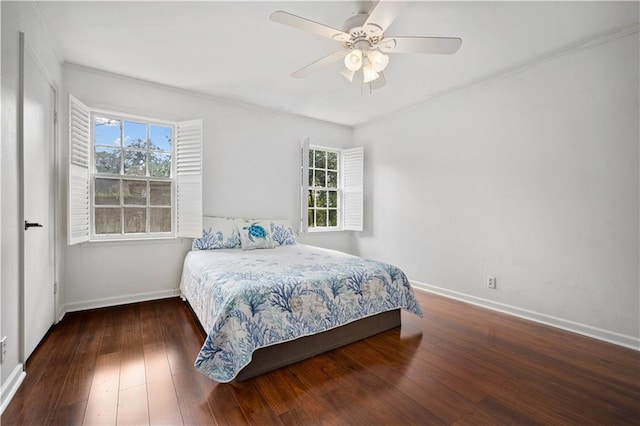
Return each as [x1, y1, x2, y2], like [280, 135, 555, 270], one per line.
[57, 306, 66, 323]
[411, 280, 640, 351]
[63, 288, 181, 313]
[1, 364, 26, 415]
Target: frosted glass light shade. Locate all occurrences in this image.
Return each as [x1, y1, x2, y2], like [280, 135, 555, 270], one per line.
[344, 49, 363, 71]
[368, 50, 389, 72]
[362, 64, 379, 83]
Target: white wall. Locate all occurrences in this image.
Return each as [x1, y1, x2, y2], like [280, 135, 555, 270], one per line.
[0, 0, 3, 405]
[1, 0, 62, 395]
[354, 32, 639, 347]
[62, 65, 353, 310]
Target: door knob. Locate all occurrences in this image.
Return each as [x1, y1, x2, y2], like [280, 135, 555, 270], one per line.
[24, 221, 43, 230]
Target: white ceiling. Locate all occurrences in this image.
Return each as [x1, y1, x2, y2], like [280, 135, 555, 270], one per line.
[36, 1, 639, 127]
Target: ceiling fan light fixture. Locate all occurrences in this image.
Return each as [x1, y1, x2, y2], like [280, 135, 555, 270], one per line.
[344, 49, 363, 71]
[271, 3, 463, 90]
[367, 50, 389, 72]
[362, 63, 379, 83]
[340, 68, 356, 82]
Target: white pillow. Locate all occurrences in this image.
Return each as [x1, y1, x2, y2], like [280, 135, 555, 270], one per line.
[192, 217, 243, 250]
[269, 219, 297, 246]
[239, 221, 276, 250]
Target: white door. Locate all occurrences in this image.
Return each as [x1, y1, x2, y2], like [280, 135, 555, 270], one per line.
[23, 47, 56, 360]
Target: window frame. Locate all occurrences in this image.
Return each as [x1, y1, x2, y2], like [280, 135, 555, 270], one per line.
[301, 142, 363, 234]
[89, 109, 176, 241]
[68, 95, 203, 245]
[307, 145, 341, 232]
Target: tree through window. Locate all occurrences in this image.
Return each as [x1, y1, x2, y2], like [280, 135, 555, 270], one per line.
[307, 147, 340, 229]
[93, 115, 173, 236]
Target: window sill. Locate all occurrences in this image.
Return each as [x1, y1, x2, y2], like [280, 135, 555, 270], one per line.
[307, 227, 344, 234]
[79, 237, 186, 248]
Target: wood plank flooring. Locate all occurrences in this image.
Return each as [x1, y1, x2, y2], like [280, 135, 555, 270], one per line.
[2, 290, 639, 425]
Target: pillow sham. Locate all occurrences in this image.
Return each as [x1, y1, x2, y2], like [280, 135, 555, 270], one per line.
[192, 217, 243, 250]
[239, 221, 276, 250]
[269, 219, 297, 246]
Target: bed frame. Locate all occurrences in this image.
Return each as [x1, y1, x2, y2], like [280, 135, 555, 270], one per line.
[236, 308, 401, 381]
[186, 300, 401, 381]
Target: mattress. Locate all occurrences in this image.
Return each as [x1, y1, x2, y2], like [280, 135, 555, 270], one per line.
[180, 244, 423, 382]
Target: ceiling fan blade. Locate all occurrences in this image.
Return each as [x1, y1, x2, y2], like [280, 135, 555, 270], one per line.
[364, 1, 409, 33]
[291, 50, 348, 79]
[270, 11, 350, 42]
[379, 36, 462, 54]
[369, 71, 386, 91]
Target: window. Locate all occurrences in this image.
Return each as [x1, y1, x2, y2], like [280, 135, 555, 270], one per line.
[301, 140, 363, 232]
[307, 147, 340, 229]
[93, 115, 173, 237]
[68, 95, 203, 244]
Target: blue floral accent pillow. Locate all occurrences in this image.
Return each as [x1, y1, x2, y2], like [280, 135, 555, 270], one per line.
[192, 217, 242, 250]
[239, 221, 276, 250]
[270, 220, 297, 246]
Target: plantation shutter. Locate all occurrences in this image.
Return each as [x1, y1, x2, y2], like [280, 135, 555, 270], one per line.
[300, 138, 310, 233]
[176, 119, 203, 238]
[341, 147, 364, 231]
[68, 95, 90, 245]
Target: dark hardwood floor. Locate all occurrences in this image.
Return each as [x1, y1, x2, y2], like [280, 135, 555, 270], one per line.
[2, 290, 639, 425]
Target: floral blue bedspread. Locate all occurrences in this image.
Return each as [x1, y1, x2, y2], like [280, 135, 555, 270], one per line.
[179, 244, 423, 382]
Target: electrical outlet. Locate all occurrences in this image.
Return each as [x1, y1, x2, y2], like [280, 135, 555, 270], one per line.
[1, 336, 7, 363]
[487, 276, 497, 289]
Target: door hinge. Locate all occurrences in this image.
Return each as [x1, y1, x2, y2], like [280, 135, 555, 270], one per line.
[54, 282, 57, 295]
[53, 111, 58, 124]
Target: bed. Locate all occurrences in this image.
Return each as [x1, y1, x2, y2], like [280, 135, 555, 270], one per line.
[180, 218, 423, 383]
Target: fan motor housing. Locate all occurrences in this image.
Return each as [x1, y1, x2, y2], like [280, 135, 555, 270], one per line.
[342, 13, 383, 50]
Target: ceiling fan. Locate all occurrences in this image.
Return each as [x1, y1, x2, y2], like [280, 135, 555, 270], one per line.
[270, 0, 462, 89]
